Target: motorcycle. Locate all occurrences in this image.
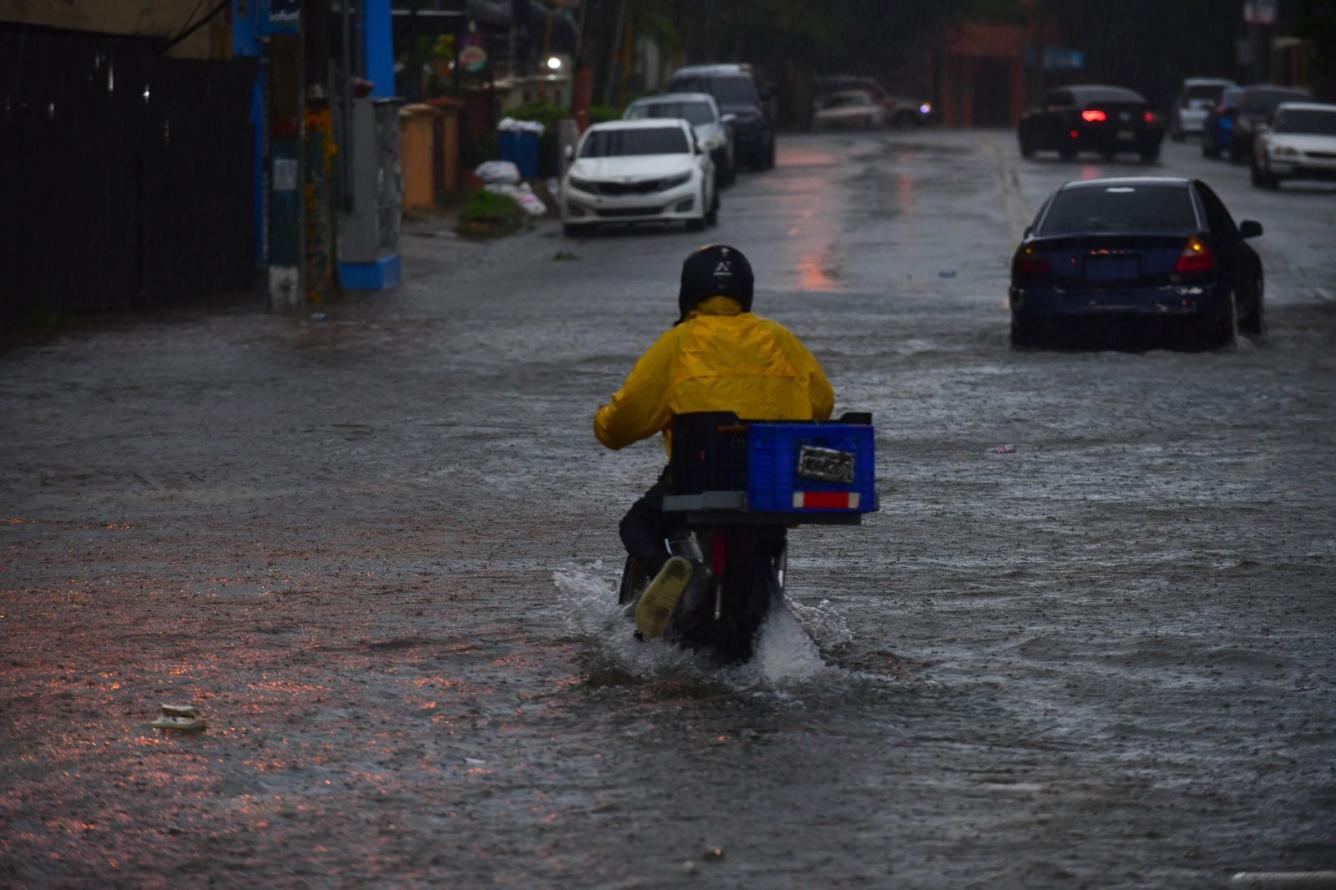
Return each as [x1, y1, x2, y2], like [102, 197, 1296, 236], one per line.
[617, 411, 878, 664]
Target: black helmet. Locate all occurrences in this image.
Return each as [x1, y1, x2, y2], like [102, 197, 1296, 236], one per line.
[678, 244, 754, 321]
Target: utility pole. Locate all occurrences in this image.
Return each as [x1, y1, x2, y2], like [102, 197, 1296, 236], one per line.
[266, 0, 304, 311]
[604, 0, 626, 106]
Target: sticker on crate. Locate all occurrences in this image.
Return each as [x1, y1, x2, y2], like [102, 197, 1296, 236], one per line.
[796, 445, 856, 484]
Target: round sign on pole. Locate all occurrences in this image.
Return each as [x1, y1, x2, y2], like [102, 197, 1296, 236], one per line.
[460, 45, 488, 73]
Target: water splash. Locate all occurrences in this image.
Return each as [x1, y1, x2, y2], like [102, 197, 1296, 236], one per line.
[786, 597, 854, 649]
[749, 601, 824, 683]
[551, 567, 846, 688]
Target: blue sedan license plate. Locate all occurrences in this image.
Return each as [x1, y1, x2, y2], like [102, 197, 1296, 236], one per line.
[1086, 255, 1139, 283]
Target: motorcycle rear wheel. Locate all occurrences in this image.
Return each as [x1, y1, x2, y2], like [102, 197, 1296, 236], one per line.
[616, 530, 784, 663]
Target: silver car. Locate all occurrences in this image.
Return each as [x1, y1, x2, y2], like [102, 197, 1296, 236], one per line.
[1169, 77, 1235, 141]
[624, 92, 736, 186]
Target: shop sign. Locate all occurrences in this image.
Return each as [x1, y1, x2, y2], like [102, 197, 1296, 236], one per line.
[460, 44, 488, 73]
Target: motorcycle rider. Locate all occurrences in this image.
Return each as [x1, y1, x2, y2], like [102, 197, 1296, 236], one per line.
[594, 244, 834, 636]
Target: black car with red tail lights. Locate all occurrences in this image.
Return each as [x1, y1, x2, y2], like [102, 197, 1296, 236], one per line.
[1009, 177, 1264, 349]
[1019, 85, 1165, 162]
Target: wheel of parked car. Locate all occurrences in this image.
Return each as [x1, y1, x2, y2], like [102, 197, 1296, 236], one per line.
[1239, 274, 1265, 335]
[1019, 135, 1036, 158]
[687, 187, 707, 231]
[1010, 318, 1037, 349]
[706, 182, 720, 226]
[1202, 289, 1238, 349]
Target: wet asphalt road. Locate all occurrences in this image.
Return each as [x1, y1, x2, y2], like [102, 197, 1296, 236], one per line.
[3, 129, 1336, 888]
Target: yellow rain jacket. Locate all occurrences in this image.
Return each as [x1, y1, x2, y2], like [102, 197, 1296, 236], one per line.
[595, 296, 835, 454]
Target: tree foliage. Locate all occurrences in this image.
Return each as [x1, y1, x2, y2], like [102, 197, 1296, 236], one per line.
[583, 0, 1260, 115]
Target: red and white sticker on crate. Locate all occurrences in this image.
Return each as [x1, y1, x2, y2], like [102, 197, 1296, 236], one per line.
[792, 491, 860, 510]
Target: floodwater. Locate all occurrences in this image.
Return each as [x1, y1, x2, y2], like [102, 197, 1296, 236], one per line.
[3, 130, 1335, 887]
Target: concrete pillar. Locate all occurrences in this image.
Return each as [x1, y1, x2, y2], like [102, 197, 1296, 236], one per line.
[1009, 58, 1026, 126]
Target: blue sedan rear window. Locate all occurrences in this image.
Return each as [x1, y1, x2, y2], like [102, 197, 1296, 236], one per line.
[1039, 185, 1198, 235]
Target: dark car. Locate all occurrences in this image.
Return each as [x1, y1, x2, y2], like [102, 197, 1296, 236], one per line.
[1201, 85, 1245, 158]
[1019, 85, 1164, 162]
[1227, 84, 1313, 163]
[667, 63, 775, 170]
[1009, 177, 1264, 349]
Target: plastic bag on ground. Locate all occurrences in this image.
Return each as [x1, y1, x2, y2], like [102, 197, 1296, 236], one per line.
[498, 117, 546, 136]
[484, 182, 547, 217]
[474, 160, 521, 185]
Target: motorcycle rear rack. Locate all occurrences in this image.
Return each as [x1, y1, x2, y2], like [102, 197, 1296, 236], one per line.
[662, 491, 864, 526]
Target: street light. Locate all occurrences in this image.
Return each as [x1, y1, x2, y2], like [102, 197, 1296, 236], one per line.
[546, 55, 563, 72]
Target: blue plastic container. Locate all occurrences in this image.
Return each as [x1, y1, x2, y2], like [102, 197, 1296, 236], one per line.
[498, 130, 539, 179]
[746, 422, 878, 514]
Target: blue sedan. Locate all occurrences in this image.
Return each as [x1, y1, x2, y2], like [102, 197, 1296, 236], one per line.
[1009, 177, 1265, 349]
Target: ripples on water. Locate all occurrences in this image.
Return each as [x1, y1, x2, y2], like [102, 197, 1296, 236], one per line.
[551, 567, 868, 690]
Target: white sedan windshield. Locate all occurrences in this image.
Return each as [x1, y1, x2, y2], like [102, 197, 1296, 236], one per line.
[627, 103, 714, 126]
[1274, 110, 1336, 136]
[581, 128, 690, 157]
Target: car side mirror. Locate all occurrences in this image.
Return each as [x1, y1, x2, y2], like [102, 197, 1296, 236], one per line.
[564, 144, 574, 161]
[1239, 220, 1263, 239]
[720, 113, 736, 125]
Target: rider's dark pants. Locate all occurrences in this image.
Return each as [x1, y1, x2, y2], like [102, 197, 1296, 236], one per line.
[619, 466, 684, 579]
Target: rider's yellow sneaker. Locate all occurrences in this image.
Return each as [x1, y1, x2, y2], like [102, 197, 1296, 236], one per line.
[635, 556, 694, 639]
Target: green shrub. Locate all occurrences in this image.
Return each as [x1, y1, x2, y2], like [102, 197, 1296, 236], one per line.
[456, 189, 528, 239]
[588, 104, 622, 124]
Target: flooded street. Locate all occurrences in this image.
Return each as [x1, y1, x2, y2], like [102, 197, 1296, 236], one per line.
[3, 129, 1336, 887]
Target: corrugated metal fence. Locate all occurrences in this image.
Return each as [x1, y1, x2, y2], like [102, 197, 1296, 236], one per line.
[0, 25, 258, 325]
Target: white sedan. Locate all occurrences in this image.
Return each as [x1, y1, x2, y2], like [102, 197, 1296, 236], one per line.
[1252, 102, 1336, 190]
[814, 90, 885, 130]
[561, 119, 718, 236]
[624, 92, 736, 186]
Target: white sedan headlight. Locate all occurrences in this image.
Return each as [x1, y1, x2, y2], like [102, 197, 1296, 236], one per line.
[1272, 145, 1299, 158]
[567, 175, 595, 192]
[660, 171, 692, 189]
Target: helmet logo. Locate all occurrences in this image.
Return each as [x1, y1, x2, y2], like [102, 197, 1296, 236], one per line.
[714, 247, 732, 278]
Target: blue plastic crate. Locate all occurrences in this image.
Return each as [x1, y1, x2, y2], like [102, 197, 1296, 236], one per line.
[746, 422, 877, 514]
